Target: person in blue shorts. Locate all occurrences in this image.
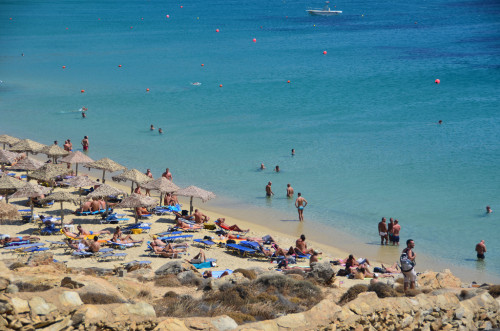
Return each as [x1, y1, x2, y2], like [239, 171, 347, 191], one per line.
[295, 193, 308, 222]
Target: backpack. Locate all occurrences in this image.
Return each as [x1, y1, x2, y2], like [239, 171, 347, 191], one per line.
[400, 252, 414, 272]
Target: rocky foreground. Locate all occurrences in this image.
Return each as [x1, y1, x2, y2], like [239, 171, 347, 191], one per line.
[0, 253, 499, 331]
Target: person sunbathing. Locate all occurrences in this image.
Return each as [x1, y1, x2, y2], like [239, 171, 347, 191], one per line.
[378, 262, 400, 274]
[215, 218, 249, 233]
[62, 227, 86, 239]
[112, 227, 136, 242]
[0, 235, 40, 245]
[90, 198, 101, 212]
[174, 211, 193, 221]
[202, 270, 229, 279]
[151, 242, 185, 258]
[151, 235, 189, 249]
[187, 249, 207, 264]
[65, 238, 79, 250]
[135, 207, 151, 217]
[86, 236, 101, 253]
[175, 218, 203, 230]
[77, 225, 110, 237]
[75, 201, 92, 213]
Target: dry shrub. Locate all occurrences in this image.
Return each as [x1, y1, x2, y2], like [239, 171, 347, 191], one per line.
[9, 262, 25, 270]
[138, 289, 152, 299]
[154, 294, 200, 318]
[395, 277, 404, 284]
[291, 280, 321, 299]
[255, 274, 294, 291]
[395, 285, 405, 293]
[368, 282, 397, 298]
[155, 274, 181, 287]
[255, 292, 278, 303]
[338, 284, 368, 305]
[226, 312, 256, 324]
[234, 268, 257, 280]
[82, 269, 97, 277]
[421, 287, 432, 294]
[15, 282, 52, 292]
[164, 291, 179, 298]
[246, 302, 278, 320]
[79, 292, 126, 304]
[488, 285, 500, 298]
[405, 289, 422, 297]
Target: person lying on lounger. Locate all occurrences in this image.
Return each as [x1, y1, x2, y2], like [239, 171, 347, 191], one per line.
[0, 235, 40, 245]
[151, 235, 189, 249]
[135, 207, 151, 217]
[215, 218, 249, 233]
[219, 234, 275, 243]
[77, 225, 111, 237]
[112, 227, 143, 244]
[62, 227, 87, 239]
[151, 241, 186, 258]
[175, 218, 203, 230]
[74, 200, 92, 213]
[173, 211, 194, 221]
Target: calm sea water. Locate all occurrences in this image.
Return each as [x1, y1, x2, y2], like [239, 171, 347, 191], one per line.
[1, 0, 499, 280]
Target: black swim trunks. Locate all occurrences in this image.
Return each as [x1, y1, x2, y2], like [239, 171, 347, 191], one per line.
[477, 253, 485, 259]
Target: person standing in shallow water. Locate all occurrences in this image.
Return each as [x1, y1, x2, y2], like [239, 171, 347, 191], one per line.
[475, 240, 486, 260]
[81, 136, 89, 152]
[266, 181, 274, 197]
[295, 193, 307, 221]
[286, 184, 294, 198]
[378, 217, 388, 245]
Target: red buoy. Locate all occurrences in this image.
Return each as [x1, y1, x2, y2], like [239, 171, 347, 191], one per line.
[180, 5, 183, 8]
[201, 64, 204, 67]
[287, 80, 290, 83]
[435, 79, 440, 84]
[130, 26, 133, 29]
[216, 28, 219, 32]
[219, 84, 223, 87]
[146, 88, 150, 92]
[118, 64, 122, 67]
[166, 14, 170, 18]
[81, 90, 85, 93]
[323, 50, 327, 55]
[62, 66, 66, 69]
[252, 38, 257, 42]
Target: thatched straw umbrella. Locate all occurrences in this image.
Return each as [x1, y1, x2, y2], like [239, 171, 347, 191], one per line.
[28, 163, 72, 187]
[85, 158, 126, 184]
[0, 150, 20, 172]
[40, 145, 69, 163]
[0, 134, 20, 150]
[141, 177, 180, 205]
[10, 156, 44, 178]
[112, 169, 152, 194]
[60, 151, 94, 176]
[0, 173, 26, 203]
[9, 182, 51, 221]
[64, 176, 99, 198]
[114, 193, 157, 223]
[0, 201, 21, 224]
[88, 184, 125, 216]
[9, 139, 46, 155]
[42, 191, 77, 225]
[175, 185, 216, 214]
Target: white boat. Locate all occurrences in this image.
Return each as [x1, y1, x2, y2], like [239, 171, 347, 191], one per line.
[306, 1, 342, 16]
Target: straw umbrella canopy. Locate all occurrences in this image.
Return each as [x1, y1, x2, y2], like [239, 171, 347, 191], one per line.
[0, 201, 21, 224]
[88, 184, 125, 216]
[64, 176, 99, 197]
[114, 193, 157, 223]
[85, 157, 126, 184]
[27, 163, 71, 186]
[8, 182, 51, 221]
[40, 145, 69, 163]
[0, 135, 20, 150]
[112, 168, 152, 194]
[9, 139, 46, 155]
[141, 177, 180, 205]
[0, 150, 20, 172]
[10, 156, 44, 171]
[175, 185, 216, 214]
[42, 191, 77, 225]
[60, 151, 94, 176]
[0, 173, 26, 203]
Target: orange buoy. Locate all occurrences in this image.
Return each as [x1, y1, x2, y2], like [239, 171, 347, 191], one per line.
[201, 64, 204, 66]
[81, 90, 85, 93]
[287, 80, 290, 83]
[252, 38, 257, 42]
[435, 79, 440, 84]
[146, 88, 150, 92]
[62, 66, 66, 69]
[9, 18, 12, 20]
[323, 50, 327, 55]
[216, 28, 219, 32]
[118, 65, 122, 67]
[219, 84, 223, 87]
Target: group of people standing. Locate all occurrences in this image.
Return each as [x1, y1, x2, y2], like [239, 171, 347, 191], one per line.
[377, 217, 401, 245]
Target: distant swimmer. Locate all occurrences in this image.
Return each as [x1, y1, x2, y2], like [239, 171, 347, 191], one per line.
[191, 82, 202, 86]
[486, 206, 492, 214]
[274, 165, 280, 172]
[82, 112, 86, 118]
[82, 107, 88, 111]
[475, 240, 486, 259]
[438, 120, 442, 125]
[53, 140, 58, 146]
[159, 128, 163, 134]
[266, 181, 274, 197]
[291, 148, 295, 156]
[260, 163, 265, 170]
[286, 183, 294, 198]
[295, 193, 307, 222]
[150, 124, 155, 131]
[81, 136, 89, 152]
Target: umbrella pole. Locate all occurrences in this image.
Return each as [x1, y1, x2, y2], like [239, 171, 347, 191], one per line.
[102, 170, 106, 184]
[134, 209, 138, 224]
[190, 196, 193, 214]
[60, 201, 64, 226]
[105, 197, 109, 217]
[131, 182, 134, 194]
[75, 163, 79, 176]
[160, 193, 163, 206]
[30, 201, 34, 222]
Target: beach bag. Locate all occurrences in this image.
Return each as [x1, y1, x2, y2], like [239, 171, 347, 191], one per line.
[400, 252, 414, 272]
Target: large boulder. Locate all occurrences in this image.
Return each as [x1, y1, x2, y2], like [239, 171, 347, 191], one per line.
[177, 270, 202, 285]
[29, 296, 57, 315]
[155, 261, 194, 276]
[11, 297, 30, 314]
[59, 291, 83, 307]
[308, 262, 335, 284]
[418, 269, 462, 289]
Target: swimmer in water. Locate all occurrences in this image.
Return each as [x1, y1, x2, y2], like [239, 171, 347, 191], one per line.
[274, 165, 280, 172]
[438, 120, 442, 125]
[486, 206, 492, 214]
[291, 148, 295, 156]
[82, 112, 86, 118]
[150, 124, 155, 131]
[260, 163, 265, 170]
[159, 128, 163, 134]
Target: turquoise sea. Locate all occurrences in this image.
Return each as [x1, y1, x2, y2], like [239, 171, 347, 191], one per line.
[1, 0, 499, 281]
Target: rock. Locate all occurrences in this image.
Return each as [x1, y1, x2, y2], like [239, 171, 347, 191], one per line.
[308, 262, 336, 284]
[75, 305, 108, 323]
[0, 301, 13, 314]
[61, 277, 84, 289]
[59, 291, 83, 307]
[211, 315, 238, 331]
[6, 284, 18, 293]
[28, 297, 57, 316]
[177, 270, 201, 285]
[19, 325, 35, 331]
[154, 318, 190, 331]
[11, 297, 30, 314]
[26, 252, 54, 267]
[0, 316, 9, 328]
[155, 261, 192, 276]
[0, 276, 10, 291]
[38, 316, 72, 331]
[418, 270, 461, 290]
[125, 302, 156, 318]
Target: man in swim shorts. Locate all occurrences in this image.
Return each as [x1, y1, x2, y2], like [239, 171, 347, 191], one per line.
[392, 219, 401, 245]
[388, 218, 394, 244]
[378, 217, 388, 245]
[295, 193, 307, 222]
[475, 240, 486, 259]
[81, 136, 89, 151]
[266, 181, 274, 197]
[286, 184, 294, 198]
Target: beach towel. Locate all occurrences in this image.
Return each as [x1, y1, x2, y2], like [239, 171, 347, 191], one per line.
[211, 269, 233, 278]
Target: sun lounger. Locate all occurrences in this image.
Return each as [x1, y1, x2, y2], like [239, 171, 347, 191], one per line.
[72, 251, 95, 258]
[122, 223, 151, 234]
[226, 243, 256, 257]
[194, 239, 216, 249]
[97, 252, 127, 262]
[4, 240, 31, 247]
[46, 241, 67, 248]
[100, 213, 129, 224]
[18, 209, 31, 213]
[107, 240, 141, 249]
[159, 235, 193, 243]
[17, 246, 50, 256]
[146, 242, 185, 258]
[156, 231, 182, 236]
[3, 243, 45, 254]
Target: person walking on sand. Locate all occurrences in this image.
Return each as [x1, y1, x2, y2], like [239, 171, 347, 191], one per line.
[378, 217, 389, 245]
[266, 181, 274, 197]
[475, 240, 486, 260]
[81, 136, 89, 152]
[295, 193, 307, 221]
[286, 184, 294, 198]
[402, 239, 416, 291]
[392, 219, 401, 245]
[145, 169, 153, 196]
